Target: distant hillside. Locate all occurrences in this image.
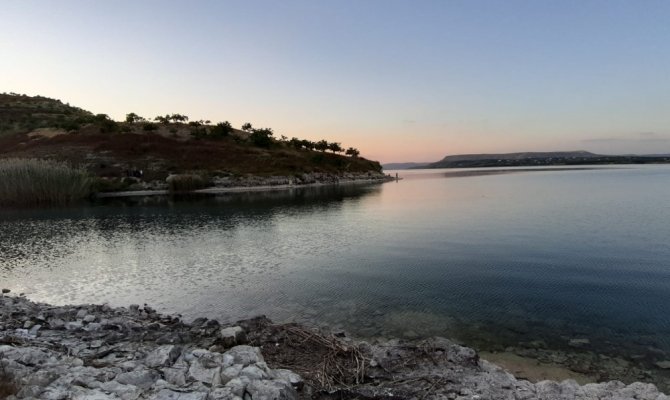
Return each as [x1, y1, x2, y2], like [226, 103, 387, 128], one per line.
[382, 162, 430, 170]
[0, 93, 94, 136]
[0, 93, 383, 191]
[424, 151, 670, 169]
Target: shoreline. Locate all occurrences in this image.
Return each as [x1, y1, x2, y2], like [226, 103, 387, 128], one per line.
[1, 294, 668, 400]
[96, 174, 394, 199]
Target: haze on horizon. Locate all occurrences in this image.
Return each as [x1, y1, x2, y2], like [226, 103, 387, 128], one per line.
[2, 0, 669, 163]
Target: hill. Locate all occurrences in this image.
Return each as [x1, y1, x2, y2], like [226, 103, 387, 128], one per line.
[382, 162, 430, 170]
[0, 93, 384, 193]
[424, 151, 670, 168]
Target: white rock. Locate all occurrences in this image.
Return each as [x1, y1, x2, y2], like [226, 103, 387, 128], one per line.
[224, 346, 264, 367]
[145, 345, 182, 368]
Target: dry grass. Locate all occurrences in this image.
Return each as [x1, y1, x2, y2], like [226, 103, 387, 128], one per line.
[249, 322, 368, 392]
[166, 174, 211, 193]
[0, 158, 91, 205]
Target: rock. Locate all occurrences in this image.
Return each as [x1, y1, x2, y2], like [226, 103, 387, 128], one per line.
[224, 346, 263, 366]
[163, 364, 188, 386]
[28, 324, 42, 336]
[2, 288, 10, 294]
[76, 309, 88, 319]
[65, 321, 84, 331]
[569, 338, 591, 347]
[220, 364, 243, 384]
[149, 389, 208, 400]
[239, 365, 269, 380]
[116, 369, 160, 389]
[219, 327, 247, 347]
[655, 360, 670, 369]
[208, 387, 236, 400]
[246, 379, 297, 400]
[23, 320, 35, 329]
[83, 314, 96, 323]
[145, 345, 182, 368]
[273, 369, 304, 389]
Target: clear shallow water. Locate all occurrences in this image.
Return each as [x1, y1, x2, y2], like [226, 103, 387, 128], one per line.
[2, 165, 670, 364]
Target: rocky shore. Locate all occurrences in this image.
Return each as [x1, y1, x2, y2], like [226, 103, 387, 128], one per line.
[1, 294, 668, 400]
[98, 171, 393, 198]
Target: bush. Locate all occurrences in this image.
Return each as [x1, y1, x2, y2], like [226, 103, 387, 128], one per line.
[249, 128, 274, 148]
[166, 174, 211, 193]
[0, 158, 91, 205]
[143, 123, 158, 131]
[210, 121, 233, 138]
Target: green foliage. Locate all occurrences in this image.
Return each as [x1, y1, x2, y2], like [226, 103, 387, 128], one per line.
[167, 174, 211, 193]
[94, 114, 118, 133]
[249, 127, 274, 148]
[143, 123, 158, 131]
[210, 121, 233, 138]
[0, 158, 91, 205]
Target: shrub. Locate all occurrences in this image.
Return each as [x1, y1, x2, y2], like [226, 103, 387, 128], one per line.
[210, 121, 233, 138]
[249, 128, 274, 148]
[166, 174, 211, 193]
[0, 158, 91, 205]
[143, 123, 158, 131]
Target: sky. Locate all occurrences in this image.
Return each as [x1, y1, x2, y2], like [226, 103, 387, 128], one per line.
[2, 1, 670, 163]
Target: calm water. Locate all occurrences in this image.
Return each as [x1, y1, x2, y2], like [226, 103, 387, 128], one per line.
[2, 165, 670, 363]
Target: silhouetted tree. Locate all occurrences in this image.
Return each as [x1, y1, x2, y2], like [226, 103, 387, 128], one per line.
[154, 115, 171, 124]
[315, 140, 329, 152]
[241, 122, 253, 132]
[210, 121, 233, 138]
[328, 142, 343, 154]
[345, 147, 360, 157]
[125, 113, 146, 124]
[249, 127, 274, 147]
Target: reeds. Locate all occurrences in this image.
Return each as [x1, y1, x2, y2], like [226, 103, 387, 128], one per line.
[166, 174, 210, 193]
[0, 158, 91, 206]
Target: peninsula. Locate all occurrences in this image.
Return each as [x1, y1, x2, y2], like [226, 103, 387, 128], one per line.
[0, 93, 388, 204]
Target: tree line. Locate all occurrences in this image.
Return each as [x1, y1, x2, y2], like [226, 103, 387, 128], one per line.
[123, 113, 361, 157]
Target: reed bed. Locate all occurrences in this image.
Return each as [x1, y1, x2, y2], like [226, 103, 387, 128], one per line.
[166, 173, 211, 193]
[0, 158, 91, 206]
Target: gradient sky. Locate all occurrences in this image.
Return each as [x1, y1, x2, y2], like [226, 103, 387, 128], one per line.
[2, 1, 669, 162]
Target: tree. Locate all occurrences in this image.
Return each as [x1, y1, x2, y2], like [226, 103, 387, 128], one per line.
[125, 113, 145, 124]
[241, 122, 253, 132]
[301, 140, 315, 150]
[289, 137, 303, 149]
[315, 140, 329, 152]
[249, 127, 274, 147]
[154, 115, 170, 124]
[170, 114, 189, 123]
[345, 147, 360, 157]
[328, 142, 343, 154]
[210, 121, 233, 138]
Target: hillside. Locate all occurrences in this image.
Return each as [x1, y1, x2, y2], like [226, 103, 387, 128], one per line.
[0, 93, 383, 192]
[423, 151, 670, 168]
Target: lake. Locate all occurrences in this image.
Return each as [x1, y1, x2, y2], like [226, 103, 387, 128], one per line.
[2, 165, 670, 381]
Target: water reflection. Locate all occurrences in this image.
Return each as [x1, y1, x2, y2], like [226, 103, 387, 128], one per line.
[2, 167, 670, 387]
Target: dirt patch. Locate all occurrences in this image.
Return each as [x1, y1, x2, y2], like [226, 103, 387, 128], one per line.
[26, 128, 67, 139]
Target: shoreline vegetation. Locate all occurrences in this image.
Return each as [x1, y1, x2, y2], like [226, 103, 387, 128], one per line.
[1, 294, 668, 400]
[0, 93, 389, 205]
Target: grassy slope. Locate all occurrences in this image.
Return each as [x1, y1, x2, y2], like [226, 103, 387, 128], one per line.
[0, 94, 382, 182]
